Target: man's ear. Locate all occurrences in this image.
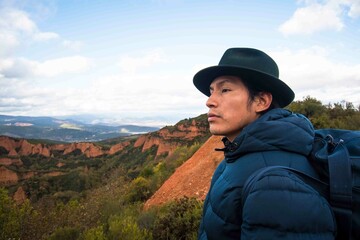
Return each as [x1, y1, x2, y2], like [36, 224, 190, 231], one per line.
[254, 92, 273, 113]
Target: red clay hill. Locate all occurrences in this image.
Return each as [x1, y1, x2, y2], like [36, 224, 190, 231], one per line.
[0, 114, 225, 205]
[144, 135, 223, 209]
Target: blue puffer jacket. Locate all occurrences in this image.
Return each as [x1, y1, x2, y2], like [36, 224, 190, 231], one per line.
[198, 109, 336, 240]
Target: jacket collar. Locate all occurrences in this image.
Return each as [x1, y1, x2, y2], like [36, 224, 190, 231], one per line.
[215, 108, 315, 162]
[215, 137, 238, 152]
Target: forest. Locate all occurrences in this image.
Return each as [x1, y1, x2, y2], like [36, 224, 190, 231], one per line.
[1, 96, 359, 240]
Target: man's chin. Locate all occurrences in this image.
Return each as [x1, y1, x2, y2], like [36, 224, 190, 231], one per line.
[209, 129, 224, 136]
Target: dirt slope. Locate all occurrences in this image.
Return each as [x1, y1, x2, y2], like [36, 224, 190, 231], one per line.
[144, 135, 224, 209]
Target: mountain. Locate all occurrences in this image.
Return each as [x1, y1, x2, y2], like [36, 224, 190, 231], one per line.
[0, 113, 212, 204]
[0, 112, 224, 239]
[0, 114, 159, 142]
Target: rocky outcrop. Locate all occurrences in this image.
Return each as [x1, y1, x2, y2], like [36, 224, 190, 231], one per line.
[43, 171, 65, 177]
[0, 136, 109, 158]
[137, 135, 179, 156]
[63, 142, 104, 158]
[0, 115, 209, 160]
[109, 141, 131, 155]
[56, 162, 65, 168]
[21, 171, 35, 180]
[0, 157, 23, 166]
[135, 118, 209, 157]
[0, 136, 51, 157]
[0, 167, 36, 186]
[0, 166, 19, 184]
[8, 148, 18, 156]
[13, 186, 27, 204]
[144, 135, 224, 209]
[0, 136, 19, 152]
[18, 139, 51, 157]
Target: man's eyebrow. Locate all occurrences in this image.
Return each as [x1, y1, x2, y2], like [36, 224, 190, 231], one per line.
[209, 79, 231, 90]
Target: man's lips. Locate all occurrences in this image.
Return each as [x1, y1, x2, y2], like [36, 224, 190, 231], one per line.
[208, 113, 220, 122]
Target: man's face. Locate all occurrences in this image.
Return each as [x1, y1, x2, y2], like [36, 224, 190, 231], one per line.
[206, 75, 260, 141]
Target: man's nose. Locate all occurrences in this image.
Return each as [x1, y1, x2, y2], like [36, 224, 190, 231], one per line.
[206, 93, 218, 108]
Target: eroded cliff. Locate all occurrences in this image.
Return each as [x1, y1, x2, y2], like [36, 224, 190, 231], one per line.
[144, 135, 224, 209]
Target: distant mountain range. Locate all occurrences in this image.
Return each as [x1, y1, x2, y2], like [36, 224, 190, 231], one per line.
[0, 115, 160, 142]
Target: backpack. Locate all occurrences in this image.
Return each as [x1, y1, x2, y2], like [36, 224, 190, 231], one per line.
[309, 129, 360, 240]
[242, 129, 360, 240]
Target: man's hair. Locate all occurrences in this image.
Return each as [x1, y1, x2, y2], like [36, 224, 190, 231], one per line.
[242, 78, 281, 114]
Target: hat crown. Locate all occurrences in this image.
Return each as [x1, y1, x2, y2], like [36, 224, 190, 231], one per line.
[219, 48, 279, 78]
[193, 47, 294, 107]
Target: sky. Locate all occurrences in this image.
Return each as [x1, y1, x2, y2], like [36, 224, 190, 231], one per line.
[0, 0, 359, 127]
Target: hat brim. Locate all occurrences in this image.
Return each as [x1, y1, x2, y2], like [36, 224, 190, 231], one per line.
[193, 66, 294, 108]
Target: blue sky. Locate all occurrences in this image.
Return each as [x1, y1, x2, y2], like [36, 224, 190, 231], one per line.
[0, 0, 359, 126]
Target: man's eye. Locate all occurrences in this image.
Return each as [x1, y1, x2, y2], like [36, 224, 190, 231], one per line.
[222, 88, 230, 93]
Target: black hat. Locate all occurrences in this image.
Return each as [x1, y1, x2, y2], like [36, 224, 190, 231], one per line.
[193, 48, 294, 107]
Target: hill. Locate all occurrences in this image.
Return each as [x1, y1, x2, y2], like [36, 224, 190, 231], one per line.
[0, 113, 212, 239]
[144, 135, 223, 209]
[1, 97, 359, 239]
[0, 114, 159, 142]
[0, 113, 211, 204]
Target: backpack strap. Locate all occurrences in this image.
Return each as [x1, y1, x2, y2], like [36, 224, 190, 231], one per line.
[328, 140, 352, 240]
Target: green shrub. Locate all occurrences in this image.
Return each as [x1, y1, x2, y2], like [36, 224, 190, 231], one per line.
[152, 197, 203, 240]
[125, 176, 151, 203]
[0, 188, 36, 240]
[0, 188, 21, 239]
[48, 226, 80, 240]
[287, 96, 360, 130]
[80, 225, 107, 240]
[108, 214, 152, 240]
[140, 165, 154, 178]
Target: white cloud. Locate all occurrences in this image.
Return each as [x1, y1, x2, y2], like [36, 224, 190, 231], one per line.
[34, 56, 92, 77]
[0, 8, 37, 33]
[279, 0, 359, 35]
[87, 71, 201, 113]
[271, 47, 360, 105]
[0, 56, 92, 78]
[0, 48, 206, 124]
[0, 7, 59, 56]
[345, 0, 360, 18]
[0, 77, 57, 114]
[0, 6, 89, 81]
[33, 31, 59, 41]
[279, 2, 343, 35]
[0, 6, 79, 58]
[62, 40, 84, 51]
[117, 49, 168, 73]
[0, 58, 34, 78]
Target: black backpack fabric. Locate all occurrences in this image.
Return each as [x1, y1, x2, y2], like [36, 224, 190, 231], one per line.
[309, 129, 360, 240]
[242, 129, 360, 240]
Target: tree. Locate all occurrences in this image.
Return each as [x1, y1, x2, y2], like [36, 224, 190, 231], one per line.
[288, 96, 325, 118]
[287, 96, 360, 130]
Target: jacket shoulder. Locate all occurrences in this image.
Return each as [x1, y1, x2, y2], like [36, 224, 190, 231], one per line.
[242, 166, 336, 239]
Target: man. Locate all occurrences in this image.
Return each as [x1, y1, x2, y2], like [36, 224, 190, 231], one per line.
[193, 48, 336, 240]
